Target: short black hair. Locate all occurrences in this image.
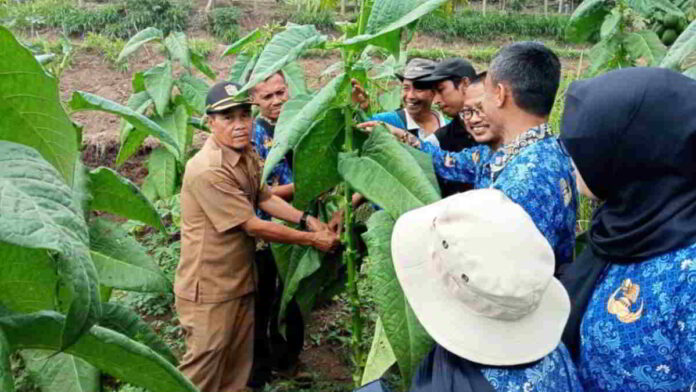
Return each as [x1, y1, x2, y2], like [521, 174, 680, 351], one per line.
[471, 71, 487, 84]
[488, 42, 560, 116]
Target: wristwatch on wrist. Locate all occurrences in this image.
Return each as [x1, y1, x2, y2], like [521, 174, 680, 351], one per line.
[299, 211, 310, 230]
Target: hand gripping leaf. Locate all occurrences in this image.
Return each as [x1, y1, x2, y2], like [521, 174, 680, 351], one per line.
[0, 141, 101, 349]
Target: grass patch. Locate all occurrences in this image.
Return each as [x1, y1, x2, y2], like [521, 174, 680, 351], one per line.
[418, 9, 570, 42]
[82, 32, 127, 70]
[408, 45, 583, 63]
[189, 38, 216, 58]
[2, 0, 192, 39]
[207, 6, 241, 43]
[288, 9, 337, 31]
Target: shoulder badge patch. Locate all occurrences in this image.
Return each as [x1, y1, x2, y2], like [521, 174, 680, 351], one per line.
[607, 279, 644, 324]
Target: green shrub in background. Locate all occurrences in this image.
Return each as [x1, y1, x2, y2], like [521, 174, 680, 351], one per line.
[1, 0, 192, 39]
[289, 9, 337, 31]
[82, 32, 127, 69]
[418, 9, 570, 42]
[207, 6, 241, 43]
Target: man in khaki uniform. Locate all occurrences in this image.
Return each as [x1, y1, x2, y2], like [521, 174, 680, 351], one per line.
[174, 81, 339, 392]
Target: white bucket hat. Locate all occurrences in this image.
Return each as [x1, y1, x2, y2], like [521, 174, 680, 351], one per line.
[391, 189, 570, 366]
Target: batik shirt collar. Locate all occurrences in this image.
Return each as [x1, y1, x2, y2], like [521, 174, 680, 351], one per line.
[258, 115, 276, 127]
[489, 123, 552, 180]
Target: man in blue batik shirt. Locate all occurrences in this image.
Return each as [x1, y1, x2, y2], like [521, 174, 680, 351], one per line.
[362, 42, 577, 271]
[248, 70, 303, 387]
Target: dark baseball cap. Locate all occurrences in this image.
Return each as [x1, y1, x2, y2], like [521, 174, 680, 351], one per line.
[205, 81, 251, 114]
[395, 58, 436, 81]
[418, 58, 477, 83]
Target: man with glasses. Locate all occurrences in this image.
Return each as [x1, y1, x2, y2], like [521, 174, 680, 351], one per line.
[362, 42, 577, 272]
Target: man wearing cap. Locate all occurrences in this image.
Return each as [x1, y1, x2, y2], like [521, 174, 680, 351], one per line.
[174, 81, 339, 392]
[353, 58, 446, 139]
[361, 42, 577, 272]
[391, 189, 582, 391]
[418, 58, 480, 153]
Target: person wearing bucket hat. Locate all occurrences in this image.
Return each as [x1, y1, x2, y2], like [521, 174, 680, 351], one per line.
[174, 81, 339, 392]
[392, 189, 582, 391]
[362, 42, 577, 273]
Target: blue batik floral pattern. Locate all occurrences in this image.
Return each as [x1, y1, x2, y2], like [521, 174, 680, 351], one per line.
[418, 124, 577, 267]
[578, 242, 696, 391]
[481, 344, 584, 392]
[251, 118, 293, 220]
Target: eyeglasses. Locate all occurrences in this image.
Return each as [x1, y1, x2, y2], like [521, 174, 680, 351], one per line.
[460, 106, 486, 120]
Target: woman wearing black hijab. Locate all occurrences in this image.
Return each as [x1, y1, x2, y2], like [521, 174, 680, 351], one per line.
[559, 67, 696, 391]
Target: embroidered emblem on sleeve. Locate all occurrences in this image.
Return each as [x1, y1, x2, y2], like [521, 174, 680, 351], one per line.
[607, 279, 644, 324]
[560, 178, 572, 206]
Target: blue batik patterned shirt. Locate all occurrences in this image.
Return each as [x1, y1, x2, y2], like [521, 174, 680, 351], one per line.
[578, 241, 696, 391]
[417, 123, 577, 268]
[481, 343, 584, 391]
[251, 117, 293, 220]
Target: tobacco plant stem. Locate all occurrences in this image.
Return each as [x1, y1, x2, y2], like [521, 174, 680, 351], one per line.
[342, 104, 363, 386]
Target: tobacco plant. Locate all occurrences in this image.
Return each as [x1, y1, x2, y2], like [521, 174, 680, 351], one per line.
[568, 0, 696, 78]
[0, 26, 197, 392]
[222, 0, 448, 387]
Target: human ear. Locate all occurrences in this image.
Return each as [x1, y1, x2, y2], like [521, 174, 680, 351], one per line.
[495, 83, 506, 108]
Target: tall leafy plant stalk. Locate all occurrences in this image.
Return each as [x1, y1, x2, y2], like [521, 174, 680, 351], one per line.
[222, 0, 449, 388]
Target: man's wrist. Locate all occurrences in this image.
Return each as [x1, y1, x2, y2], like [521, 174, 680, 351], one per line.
[299, 211, 310, 229]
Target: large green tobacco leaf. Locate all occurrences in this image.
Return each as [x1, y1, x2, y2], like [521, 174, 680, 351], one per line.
[282, 61, 310, 96]
[684, 66, 696, 79]
[99, 303, 177, 364]
[0, 327, 13, 392]
[88, 167, 164, 231]
[147, 147, 178, 200]
[361, 317, 397, 386]
[338, 128, 441, 219]
[0, 141, 100, 349]
[661, 20, 696, 70]
[271, 239, 323, 329]
[117, 27, 164, 62]
[0, 26, 78, 184]
[22, 350, 100, 392]
[116, 91, 152, 166]
[144, 61, 175, 117]
[155, 104, 191, 151]
[0, 243, 59, 314]
[401, 144, 440, 193]
[164, 32, 191, 69]
[362, 211, 432, 389]
[0, 310, 198, 392]
[293, 108, 345, 210]
[625, 30, 667, 66]
[222, 28, 262, 57]
[177, 73, 209, 114]
[89, 218, 171, 293]
[341, 0, 447, 58]
[228, 52, 259, 84]
[191, 51, 217, 80]
[566, 0, 611, 43]
[262, 74, 346, 183]
[68, 91, 181, 160]
[240, 25, 327, 94]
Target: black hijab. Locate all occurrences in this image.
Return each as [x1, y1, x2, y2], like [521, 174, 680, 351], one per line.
[558, 67, 696, 357]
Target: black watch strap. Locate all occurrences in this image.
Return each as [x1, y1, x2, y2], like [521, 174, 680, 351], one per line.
[299, 211, 310, 230]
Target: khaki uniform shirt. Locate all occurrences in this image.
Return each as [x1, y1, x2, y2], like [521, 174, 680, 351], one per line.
[175, 136, 272, 303]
